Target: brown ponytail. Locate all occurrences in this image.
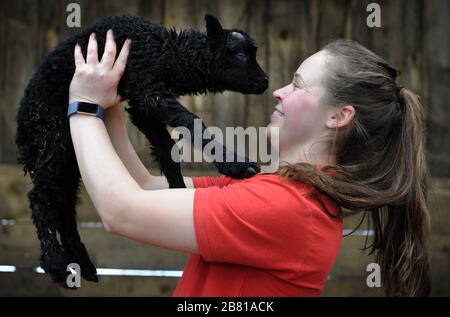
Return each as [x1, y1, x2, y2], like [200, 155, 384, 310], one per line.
[276, 39, 431, 296]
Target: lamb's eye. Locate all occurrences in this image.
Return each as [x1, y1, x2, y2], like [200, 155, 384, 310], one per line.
[236, 52, 247, 61]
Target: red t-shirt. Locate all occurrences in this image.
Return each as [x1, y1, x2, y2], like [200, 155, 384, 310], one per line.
[173, 173, 343, 297]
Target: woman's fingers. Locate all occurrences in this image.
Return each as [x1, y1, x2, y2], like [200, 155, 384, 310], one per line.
[70, 31, 131, 108]
[113, 38, 131, 76]
[86, 33, 99, 65]
[101, 29, 116, 67]
[76, 30, 129, 76]
[74, 43, 85, 68]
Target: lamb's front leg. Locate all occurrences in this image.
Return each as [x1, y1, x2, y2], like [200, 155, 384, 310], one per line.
[126, 95, 186, 188]
[150, 96, 260, 179]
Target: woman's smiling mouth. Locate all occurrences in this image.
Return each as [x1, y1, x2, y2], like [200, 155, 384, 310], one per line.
[275, 108, 286, 116]
[270, 107, 286, 121]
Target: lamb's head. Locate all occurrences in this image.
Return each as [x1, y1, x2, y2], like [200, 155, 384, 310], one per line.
[205, 14, 268, 95]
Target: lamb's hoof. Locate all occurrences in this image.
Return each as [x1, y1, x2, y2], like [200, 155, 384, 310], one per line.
[81, 268, 99, 283]
[79, 255, 98, 282]
[40, 245, 70, 285]
[243, 166, 258, 178]
[216, 161, 260, 179]
[78, 257, 98, 283]
[65, 242, 98, 283]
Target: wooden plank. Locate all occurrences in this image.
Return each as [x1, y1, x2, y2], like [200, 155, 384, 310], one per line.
[368, 0, 388, 59]
[267, 0, 304, 102]
[162, 0, 216, 171]
[384, 0, 406, 76]
[323, 279, 384, 297]
[1, 212, 447, 280]
[423, 0, 450, 177]
[0, 272, 179, 296]
[328, 232, 447, 296]
[2, 164, 450, 233]
[1, 0, 448, 180]
[138, 0, 165, 23]
[1, 159, 449, 295]
[246, 0, 270, 143]
[0, 223, 189, 270]
[317, 0, 348, 47]
[0, 0, 40, 165]
[128, 1, 165, 167]
[348, 0, 372, 47]
[330, 233, 377, 280]
[1, 224, 448, 295]
[429, 185, 450, 234]
[57, 1, 158, 169]
[328, 233, 450, 296]
[428, 234, 450, 294]
[298, 0, 321, 56]
[402, 0, 424, 94]
[163, 0, 203, 116]
[0, 0, 6, 164]
[209, 0, 248, 132]
[0, 164, 220, 222]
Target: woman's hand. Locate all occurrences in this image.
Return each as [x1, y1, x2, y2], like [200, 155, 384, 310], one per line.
[69, 29, 131, 109]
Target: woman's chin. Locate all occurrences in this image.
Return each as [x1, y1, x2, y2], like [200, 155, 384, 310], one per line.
[265, 124, 280, 145]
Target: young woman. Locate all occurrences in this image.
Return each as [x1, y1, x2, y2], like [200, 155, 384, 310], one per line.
[68, 30, 430, 296]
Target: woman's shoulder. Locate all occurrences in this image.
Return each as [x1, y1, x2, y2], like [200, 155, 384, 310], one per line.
[242, 172, 315, 192]
[194, 171, 336, 210]
[193, 171, 309, 190]
[249, 172, 341, 217]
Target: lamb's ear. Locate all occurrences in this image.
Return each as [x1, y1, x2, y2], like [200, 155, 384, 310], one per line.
[205, 14, 224, 48]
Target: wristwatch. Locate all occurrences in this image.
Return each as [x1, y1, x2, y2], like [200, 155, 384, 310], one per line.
[67, 101, 105, 120]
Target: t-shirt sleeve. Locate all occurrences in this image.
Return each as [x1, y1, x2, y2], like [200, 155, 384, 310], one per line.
[192, 175, 245, 188]
[193, 175, 315, 271]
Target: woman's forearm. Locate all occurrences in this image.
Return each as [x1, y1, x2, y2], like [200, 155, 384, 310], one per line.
[69, 114, 141, 228]
[104, 105, 194, 189]
[104, 105, 153, 187]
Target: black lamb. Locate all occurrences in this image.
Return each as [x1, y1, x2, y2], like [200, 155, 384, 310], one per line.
[15, 14, 268, 286]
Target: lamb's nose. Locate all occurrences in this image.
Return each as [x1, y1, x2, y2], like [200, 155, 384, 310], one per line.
[262, 77, 268, 86]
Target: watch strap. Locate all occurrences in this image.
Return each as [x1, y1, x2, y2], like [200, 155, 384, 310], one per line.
[67, 101, 105, 120]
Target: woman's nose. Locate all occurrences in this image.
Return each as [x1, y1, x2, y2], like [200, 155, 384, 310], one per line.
[273, 88, 284, 103]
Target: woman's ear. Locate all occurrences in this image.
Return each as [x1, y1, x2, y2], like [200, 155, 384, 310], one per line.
[326, 105, 355, 129]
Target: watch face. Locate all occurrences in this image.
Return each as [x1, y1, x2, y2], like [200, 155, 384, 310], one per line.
[78, 102, 98, 113]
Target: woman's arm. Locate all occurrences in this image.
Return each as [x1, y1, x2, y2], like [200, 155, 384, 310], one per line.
[104, 105, 194, 189]
[70, 114, 198, 254]
[68, 30, 198, 254]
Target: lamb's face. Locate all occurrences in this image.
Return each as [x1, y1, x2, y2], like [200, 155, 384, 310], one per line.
[205, 15, 268, 95]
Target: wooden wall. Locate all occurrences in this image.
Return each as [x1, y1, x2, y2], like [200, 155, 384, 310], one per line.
[0, 0, 448, 175]
[0, 0, 448, 296]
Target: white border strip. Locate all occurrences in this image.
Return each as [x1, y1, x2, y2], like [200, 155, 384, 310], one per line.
[34, 266, 182, 277]
[343, 229, 374, 236]
[0, 265, 16, 272]
[1, 218, 375, 237]
[0, 219, 16, 226]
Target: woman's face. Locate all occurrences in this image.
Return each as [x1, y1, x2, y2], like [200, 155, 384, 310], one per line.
[267, 51, 332, 151]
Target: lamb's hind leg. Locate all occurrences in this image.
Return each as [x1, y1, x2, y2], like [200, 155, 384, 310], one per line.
[28, 180, 69, 286]
[57, 157, 98, 282]
[17, 108, 71, 284]
[27, 137, 97, 286]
